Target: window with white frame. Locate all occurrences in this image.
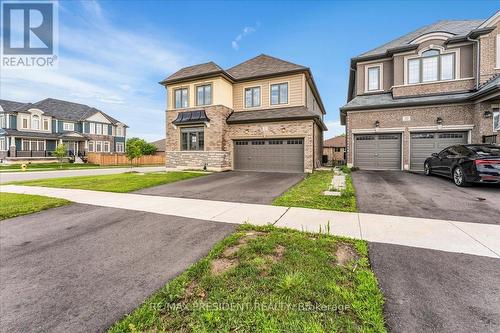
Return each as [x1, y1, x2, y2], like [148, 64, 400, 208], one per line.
[21, 117, 28, 129]
[32, 115, 40, 130]
[270, 83, 288, 105]
[245, 86, 261, 108]
[116, 142, 124, 152]
[407, 49, 456, 84]
[366, 66, 381, 91]
[63, 122, 74, 131]
[88, 141, 94, 152]
[116, 126, 123, 137]
[103, 124, 109, 135]
[96, 123, 102, 135]
[96, 141, 102, 152]
[43, 118, 49, 131]
[22, 139, 45, 151]
[104, 141, 110, 152]
[0, 137, 5, 151]
[493, 108, 499, 131]
[90, 122, 95, 134]
[0, 114, 5, 128]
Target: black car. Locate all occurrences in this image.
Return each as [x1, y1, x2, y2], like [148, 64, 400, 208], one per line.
[424, 144, 500, 186]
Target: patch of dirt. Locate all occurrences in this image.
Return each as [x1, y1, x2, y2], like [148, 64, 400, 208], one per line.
[239, 231, 267, 244]
[211, 258, 237, 275]
[222, 243, 244, 257]
[335, 243, 360, 266]
[264, 244, 286, 264]
[183, 281, 206, 301]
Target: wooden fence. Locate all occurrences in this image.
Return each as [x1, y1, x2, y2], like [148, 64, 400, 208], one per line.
[86, 153, 165, 166]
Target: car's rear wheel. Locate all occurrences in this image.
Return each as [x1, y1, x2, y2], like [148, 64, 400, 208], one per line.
[424, 162, 432, 176]
[453, 166, 469, 187]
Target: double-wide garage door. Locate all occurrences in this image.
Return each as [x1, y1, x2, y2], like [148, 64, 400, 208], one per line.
[234, 138, 304, 173]
[354, 134, 401, 170]
[410, 132, 467, 170]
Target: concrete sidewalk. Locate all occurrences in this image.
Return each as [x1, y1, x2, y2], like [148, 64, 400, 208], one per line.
[0, 166, 165, 183]
[2, 185, 499, 259]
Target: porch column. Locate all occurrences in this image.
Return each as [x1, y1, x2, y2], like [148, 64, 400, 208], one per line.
[9, 136, 16, 157]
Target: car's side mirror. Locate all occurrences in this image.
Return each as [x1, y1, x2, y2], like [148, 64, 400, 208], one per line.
[431, 153, 439, 157]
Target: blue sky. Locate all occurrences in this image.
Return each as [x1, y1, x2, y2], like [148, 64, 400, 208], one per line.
[2, 0, 498, 141]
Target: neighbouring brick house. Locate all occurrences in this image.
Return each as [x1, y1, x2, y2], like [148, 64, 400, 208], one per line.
[160, 54, 327, 173]
[323, 135, 346, 165]
[340, 11, 500, 171]
[0, 98, 127, 162]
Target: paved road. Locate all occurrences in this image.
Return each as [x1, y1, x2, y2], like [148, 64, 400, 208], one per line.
[0, 204, 235, 333]
[135, 171, 304, 204]
[369, 242, 500, 333]
[352, 170, 500, 224]
[0, 166, 165, 183]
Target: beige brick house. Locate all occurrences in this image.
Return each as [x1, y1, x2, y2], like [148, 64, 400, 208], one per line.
[160, 55, 327, 173]
[323, 135, 346, 165]
[340, 11, 500, 171]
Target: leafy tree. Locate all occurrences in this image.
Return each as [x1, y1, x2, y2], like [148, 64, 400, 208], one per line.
[125, 138, 143, 166]
[141, 142, 157, 155]
[53, 144, 67, 169]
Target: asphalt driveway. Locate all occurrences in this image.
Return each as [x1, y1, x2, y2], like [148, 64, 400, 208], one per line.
[369, 242, 500, 333]
[0, 204, 235, 333]
[352, 170, 500, 224]
[135, 171, 304, 204]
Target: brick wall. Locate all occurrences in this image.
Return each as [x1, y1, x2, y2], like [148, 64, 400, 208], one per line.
[165, 151, 230, 171]
[392, 79, 475, 98]
[479, 23, 500, 84]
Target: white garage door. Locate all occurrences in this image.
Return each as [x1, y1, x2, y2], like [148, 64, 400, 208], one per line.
[354, 134, 401, 170]
[410, 132, 468, 171]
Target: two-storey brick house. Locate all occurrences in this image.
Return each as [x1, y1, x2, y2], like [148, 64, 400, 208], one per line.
[340, 11, 500, 171]
[0, 98, 127, 162]
[160, 54, 327, 173]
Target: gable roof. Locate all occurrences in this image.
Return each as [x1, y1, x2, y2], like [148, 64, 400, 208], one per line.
[226, 54, 307, 80]
[356, 20, 483, 59]
[160, 61, 225, 84]
[0, 99, 28, 112]
[324, 135, 346, 148]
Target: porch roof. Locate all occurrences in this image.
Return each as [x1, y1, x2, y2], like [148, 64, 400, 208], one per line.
[0, 129, 88, 140]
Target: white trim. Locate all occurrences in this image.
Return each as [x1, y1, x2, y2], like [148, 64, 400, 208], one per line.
[63, 122, 74, 131]
[403, 46, 460, 85]
[364, 63, 384, 93]
[408, 124, 474, 132]
[410, 32, 454, 44]
[351, 127, 405, 134]
[243, 85, 263, 109]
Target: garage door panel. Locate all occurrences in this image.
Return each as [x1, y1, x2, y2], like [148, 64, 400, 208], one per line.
[354, 134, 401, 170]
[410, 132, 467, 171]
[234, 139, 304, 173]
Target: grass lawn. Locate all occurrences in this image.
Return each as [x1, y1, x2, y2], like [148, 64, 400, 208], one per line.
[273, 170, 357, 212]
[109, 225, 385, 333]
[13, 171, 207, 193]
[0, 192, 70, 220]
[0, 163, 162, 172]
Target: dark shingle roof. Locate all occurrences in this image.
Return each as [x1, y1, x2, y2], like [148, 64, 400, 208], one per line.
[341, 92, 473, 111]
[324, 136, 346, 148]
[0, 99, 28, 112]
[357, 20, 483, 59]
[172, 110, 210, 125]
[161, 62, 224, 84]
[226, 54, 307, 80]
[28, 98, 98, 121]
[151, 139, 166, 152]
[227, 106, 327, 130]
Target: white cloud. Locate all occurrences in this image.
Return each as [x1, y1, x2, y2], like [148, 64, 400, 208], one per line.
[231, 22, 260, 50]
[0, 0, 203, 142]
[324, 120, 345, 139]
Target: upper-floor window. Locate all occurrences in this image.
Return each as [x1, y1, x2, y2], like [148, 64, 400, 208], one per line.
[407, 49, 455, 84]
[90, 122, 95, 134]
[245, 86, 260, 108]
[270, 83, 288, 105]
[493, 108, 499, 131]
[366, 66, 381, 91]
[0, 114, 5, 128]
[32, 115, 40, 130]
[103, 124, 109, 135]
[196, 84, 212, 106]
[63, 122, 74, 131]
[22, 117, 28, 129]
[174, 88, 188, 109]
[43, 118, 49, 131]
[96, 123, 102, 134]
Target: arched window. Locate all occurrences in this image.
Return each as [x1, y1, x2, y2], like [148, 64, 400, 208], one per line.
[31, 115, 40, 130]
[407, 48, 455, 84]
